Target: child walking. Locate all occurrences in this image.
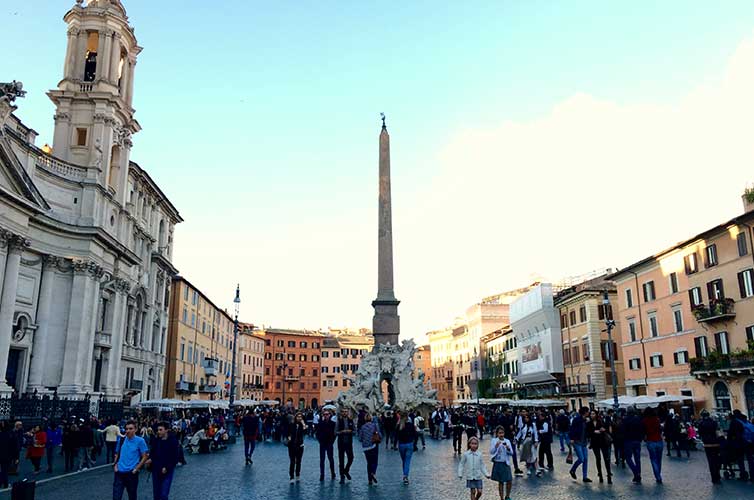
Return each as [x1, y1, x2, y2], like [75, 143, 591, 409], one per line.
[489, 426, 514, 500]
[458, 436, 489, 500]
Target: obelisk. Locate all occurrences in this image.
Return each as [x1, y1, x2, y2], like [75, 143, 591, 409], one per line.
[372, 114, 400, 346]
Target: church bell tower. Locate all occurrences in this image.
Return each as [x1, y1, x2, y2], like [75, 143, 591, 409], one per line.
[47, 0, 141, 205]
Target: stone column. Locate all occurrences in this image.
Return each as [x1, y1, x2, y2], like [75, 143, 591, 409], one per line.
[109, 34, 121, 83]
[27, 256, 60, 391]
[74, 30, 88, 81]
[58, 261, 97, 394]
[63, 29, 78, 80]
[0, 234, 28, 393]
[125, 59, 136, 106]
[100, 30, 113, 82]
[0, 233, 30, 393]
[95, 30, 107, 81]
[82, 270, 103, 391]
[104, 279, 128, 395]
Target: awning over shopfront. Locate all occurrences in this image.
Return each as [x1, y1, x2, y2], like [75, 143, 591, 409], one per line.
[513, 372, 557, 385]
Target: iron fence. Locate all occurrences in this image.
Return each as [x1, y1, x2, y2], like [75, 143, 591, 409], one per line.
[0, 390, 124, 426]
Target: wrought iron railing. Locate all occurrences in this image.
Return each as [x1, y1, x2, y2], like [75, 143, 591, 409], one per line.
[0, 390, 123, 426]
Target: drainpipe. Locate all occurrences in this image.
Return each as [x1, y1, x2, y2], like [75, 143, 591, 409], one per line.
[628, 270, 649, 394]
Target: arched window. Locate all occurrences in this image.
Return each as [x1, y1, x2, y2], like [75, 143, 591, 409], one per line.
[713, 381, 731, 412]
[158, 220, 166, 251]
[744, 379, 754, 419]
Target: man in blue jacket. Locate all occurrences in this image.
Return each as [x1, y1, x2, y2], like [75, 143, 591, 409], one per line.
[621, 407, 645, 483]
[568, 407, 592, 483]
[149, 422, 180, 500]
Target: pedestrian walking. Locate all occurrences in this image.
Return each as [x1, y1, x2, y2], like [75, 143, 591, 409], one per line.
[357, 413, 381, 486]
[241, 410, 259, 465]
[397, 414, 417, 484]
[452, 410, 464, 454]
[515, 414, 541, 477]
[535, 412, 553, 471]
[413, 413, 426, 450]
[336, 408, 355, 484]
[113, 420, 149, 500]
[587, 411, 612, 484]
[62, 423, 80, 473]
[489, 426, 514, 500]
[25, 424, 47, 474]
[316, 409, 336, 481]
[622, 407, 645, 483]
[104, 420, 122, 464]
[149, 422, 180, 500]
[568, 407, 592, 483]
[642, 407, 664, 484]
[556, 409, 570, 453]
[287, 412, 307, 483]
[0, 421, 17, 489]
[458, 436, 490, 500]
[45, 421, 62, 473]
[78, 419, 95, 470]
[697, 410, 721, 484]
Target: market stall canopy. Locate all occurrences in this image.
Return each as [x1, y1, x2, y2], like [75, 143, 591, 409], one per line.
[508, 399, 566, 407]
[260, 400, 280, 406]
[596, 394, 694, 409]
[233, 399, 260, 407]
[137, 399, 186, 409]
[184, 399, 229, 410]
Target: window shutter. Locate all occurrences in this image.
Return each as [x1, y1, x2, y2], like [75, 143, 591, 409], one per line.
[598, 305, 604, 320]
[643, 283, 648, 302]
[673, 352, 679, 364]
[707, 281, 715, 302]
[659, 355, 663, 367]
[739, 271, 746, 299]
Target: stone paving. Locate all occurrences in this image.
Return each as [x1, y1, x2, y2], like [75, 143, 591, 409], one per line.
[2, 435, 751, 499]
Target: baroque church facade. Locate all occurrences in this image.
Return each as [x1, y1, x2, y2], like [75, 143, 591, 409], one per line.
[0, 0, 181, 404]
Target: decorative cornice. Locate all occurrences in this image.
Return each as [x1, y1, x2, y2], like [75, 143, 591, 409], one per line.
[72, 259, 104, 278]
[53, 112, 71, 123]
[0, 229, 31, 251]
[114, 277, 131, 294]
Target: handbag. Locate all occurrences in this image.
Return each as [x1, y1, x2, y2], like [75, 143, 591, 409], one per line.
[565, 451, 573, 464]
[371, 431, 381, 444]
[11, 479, 36, 500]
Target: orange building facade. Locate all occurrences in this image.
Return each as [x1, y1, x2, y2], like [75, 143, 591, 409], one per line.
[262, 329, 323, 409]
[612, 198, 754, 416]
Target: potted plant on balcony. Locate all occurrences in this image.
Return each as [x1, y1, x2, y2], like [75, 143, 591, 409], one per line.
[692, 304, 708, 320]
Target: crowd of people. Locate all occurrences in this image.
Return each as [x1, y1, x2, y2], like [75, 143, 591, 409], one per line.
[2, 401, 754, 499]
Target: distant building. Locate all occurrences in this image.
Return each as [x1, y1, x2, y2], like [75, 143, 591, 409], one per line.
[413, 344, 432, 388]
[262, 329, 323, 409]
[428, 327, 455, 406]
[238, 322, 265, 401]
[510, 284, 564, 398]
[320, 336, 342, 403]
[481, 327, 518, 397]
[610, 194, 754, 416]
[554, 274, 625, 410]
[165, 277, 235, 401]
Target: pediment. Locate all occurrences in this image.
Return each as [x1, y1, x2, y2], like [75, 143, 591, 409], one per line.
[0, 131, 48, 210]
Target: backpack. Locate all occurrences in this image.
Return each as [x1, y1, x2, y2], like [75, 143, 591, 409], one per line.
[743, 420, 754, 444]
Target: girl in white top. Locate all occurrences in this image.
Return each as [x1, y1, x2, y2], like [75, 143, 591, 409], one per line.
[458, 436, 490, 500]
[489, 426, 514, 500]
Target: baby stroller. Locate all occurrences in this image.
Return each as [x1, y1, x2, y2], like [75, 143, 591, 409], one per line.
[718, 436, 744, 480]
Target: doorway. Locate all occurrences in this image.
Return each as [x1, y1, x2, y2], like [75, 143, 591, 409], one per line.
[5, 348, 23, 391]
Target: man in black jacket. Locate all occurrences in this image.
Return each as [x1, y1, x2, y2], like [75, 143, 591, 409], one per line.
[451, 410, 463, 454]
[0, 421, 19, 489]
[241, 410, 259, 465]
[335, 408, 355, 484]
[621, 407, 645, 483]
[316, 409, 336, 481]
[149, 422, 180, 500]
[698, 410, 721, 484]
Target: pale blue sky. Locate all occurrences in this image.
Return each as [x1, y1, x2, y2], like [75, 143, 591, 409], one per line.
[4, 1, 754, 338]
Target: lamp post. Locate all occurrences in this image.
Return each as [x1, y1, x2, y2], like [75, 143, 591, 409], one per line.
[603, 290, 620, 411]
[229, 284, 240, 407]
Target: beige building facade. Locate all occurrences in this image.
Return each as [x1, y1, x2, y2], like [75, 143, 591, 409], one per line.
[555, 277, 626, 410]
[238, 323, 264, 401]
[164, 277, 235, 400]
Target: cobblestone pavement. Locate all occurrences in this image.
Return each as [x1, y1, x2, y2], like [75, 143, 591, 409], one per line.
[2, 436, 751, 499]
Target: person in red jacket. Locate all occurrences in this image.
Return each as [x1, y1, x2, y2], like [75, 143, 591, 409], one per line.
[25, 425, 47, 474]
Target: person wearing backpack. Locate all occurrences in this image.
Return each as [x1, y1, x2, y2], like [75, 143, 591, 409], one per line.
[727, 410, 750, 481]
[733, 410, 754, 481]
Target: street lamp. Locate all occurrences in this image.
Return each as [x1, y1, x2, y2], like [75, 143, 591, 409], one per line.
[229, 284, 240, 406]
[603, 290, 620, 411]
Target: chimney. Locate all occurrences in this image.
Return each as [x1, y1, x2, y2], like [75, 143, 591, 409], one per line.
[743, 188, 754, 213]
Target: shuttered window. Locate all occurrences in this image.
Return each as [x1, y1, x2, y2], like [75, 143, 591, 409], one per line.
[738, 232, 749, 257]
[738, 269, 754, 298]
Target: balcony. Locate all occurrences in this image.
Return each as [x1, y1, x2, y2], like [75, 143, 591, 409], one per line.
[126, 379, 143, 391]
[242, 383, 263, 390]
[284, 375, 299, 382]
[693, 299, 735, 324]
[691, 352, 754, 379]
[203, 357, 219, 376]
[560, 383, 596, 395]
[175, 380, 196, 393]
[94, 331, 112, 348]
[199, 384, 221, 393]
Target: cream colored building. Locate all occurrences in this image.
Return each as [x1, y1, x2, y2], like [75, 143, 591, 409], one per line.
[428, 327, 455, 406]
[555, 275, 626, 410]
[164, 277, 235, 400]
[238, 323, 264, 400]
[0, 0, 181, 405]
